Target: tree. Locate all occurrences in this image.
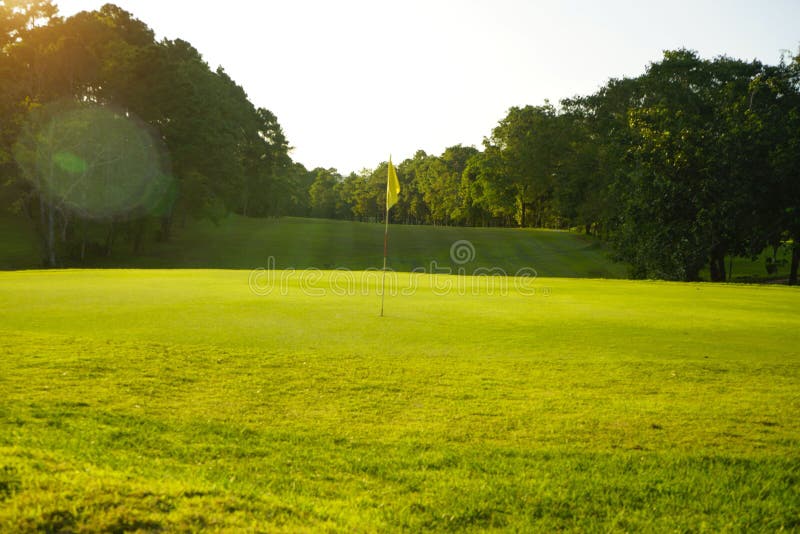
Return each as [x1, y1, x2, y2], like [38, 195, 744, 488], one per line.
[482, 104, 563, 227]
[554, 99, 608, 234]
[441, 144, 478, 225]
[2, 3, 295, 265]
[748, 53, 800, 284]
[471, 144, 516, 226]
[309, 168, 341, 219]
[0, 0, 58, 50]
[608, 50, 762, 280]
[396, 151, 431, 224]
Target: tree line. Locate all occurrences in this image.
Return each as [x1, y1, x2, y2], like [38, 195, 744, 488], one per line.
[1, 1, 313, 265]
[308, 50, 800, 284]
[2, 2, 798, 283]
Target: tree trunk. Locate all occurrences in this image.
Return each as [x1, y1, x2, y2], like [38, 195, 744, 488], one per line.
[105, 222, 115, 257]
[790, 244, 799, 286]
[60, 209, 69, 242]
[685, 264, 701, 282]
[728, 255, 733, 282]
[716, 255, 726, 283]
[160, 214, 173, 242]
[709, 255, 720, 282]
[709, 244, 726, 282]
[47, 202, 56, 267]
[132, 219, 145, 255]
[38, 196, 47, 265]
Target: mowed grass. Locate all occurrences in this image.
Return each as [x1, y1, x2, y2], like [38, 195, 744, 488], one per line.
[4, 213, 793, 281]
[1, 214, 627, 278]
[126, 216, 627, 278]
[0, 270, 799, 531]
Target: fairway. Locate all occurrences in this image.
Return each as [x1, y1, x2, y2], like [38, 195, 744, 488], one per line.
[0, 214, 630, 279]
[4, 214, 792, 282]
[3, 2, 800, 532]
[1, 270, 798, 531]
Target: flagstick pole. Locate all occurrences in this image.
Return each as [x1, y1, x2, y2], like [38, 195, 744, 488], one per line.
[380, 204, 389, 317]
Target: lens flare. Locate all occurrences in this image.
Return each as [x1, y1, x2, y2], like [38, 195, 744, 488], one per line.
[52, 151, 88, 174]
[15, 101, 173, 219]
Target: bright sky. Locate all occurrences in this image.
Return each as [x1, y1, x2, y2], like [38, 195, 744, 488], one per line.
[55, 0, 799, 175]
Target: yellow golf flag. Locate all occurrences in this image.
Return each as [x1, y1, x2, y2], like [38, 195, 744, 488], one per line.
[386, 157, 400, 210]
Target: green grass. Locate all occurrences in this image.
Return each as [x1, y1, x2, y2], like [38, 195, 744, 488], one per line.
[4, 213, 794, 282]
[136, 216, 627, 278]
[1, 269, 798, 531]
[2, 214, 627, 277]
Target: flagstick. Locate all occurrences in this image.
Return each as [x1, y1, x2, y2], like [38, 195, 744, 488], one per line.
[380, 203, 389, 317]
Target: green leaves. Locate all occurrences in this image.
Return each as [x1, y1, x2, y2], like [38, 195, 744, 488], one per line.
[15, 101, 172, 219]
[1, 3, 294, 263]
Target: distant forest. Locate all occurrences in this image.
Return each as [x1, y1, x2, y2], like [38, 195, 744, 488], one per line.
[1, 2, 798, 283]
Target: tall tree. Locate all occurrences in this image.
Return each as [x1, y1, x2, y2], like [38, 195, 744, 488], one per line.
[610, 50, 762, 280]
[2, 3, 294, 264]
[748, 54, 800, 284]
[309, 167, 341, 219]
[482, 104, 564, 227]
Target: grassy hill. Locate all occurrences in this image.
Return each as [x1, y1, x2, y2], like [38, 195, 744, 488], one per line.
[0, 270, 798, 530]
[141, 216, 628, 277]
[1, 214, 628, 278]
[2, 213, 793, 281]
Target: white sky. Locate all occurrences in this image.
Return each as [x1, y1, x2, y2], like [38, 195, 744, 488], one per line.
[55, 0, 800, 175]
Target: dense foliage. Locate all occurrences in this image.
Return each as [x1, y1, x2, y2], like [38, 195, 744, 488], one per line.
[2, 2, 798, 282]
[311, 52, 800, 283]
[0, 1, 304, 265]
